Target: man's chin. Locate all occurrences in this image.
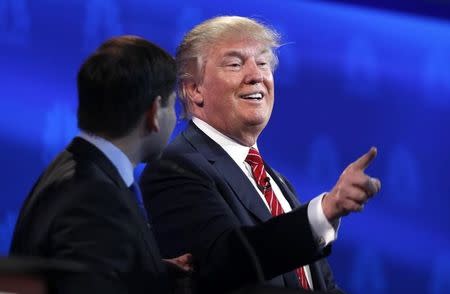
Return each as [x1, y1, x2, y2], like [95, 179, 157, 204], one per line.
[244, 118, 270, 132]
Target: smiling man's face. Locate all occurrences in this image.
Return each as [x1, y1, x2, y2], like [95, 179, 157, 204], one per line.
[191, 37, 275, 146]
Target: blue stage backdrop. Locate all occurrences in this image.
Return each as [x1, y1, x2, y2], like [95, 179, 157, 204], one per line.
[1, 0, 449, 293]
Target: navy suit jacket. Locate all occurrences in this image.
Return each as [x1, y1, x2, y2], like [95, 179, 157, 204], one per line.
[10, 138, 172, 293]
[141, 122, 344, 294]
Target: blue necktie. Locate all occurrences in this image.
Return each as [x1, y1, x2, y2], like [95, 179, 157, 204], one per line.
[130, 181, 149, 222]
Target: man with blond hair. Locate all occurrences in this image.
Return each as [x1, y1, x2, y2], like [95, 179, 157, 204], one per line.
[141, 16, 380, 294]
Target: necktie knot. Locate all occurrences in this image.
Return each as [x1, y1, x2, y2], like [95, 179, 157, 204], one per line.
[245, 147, 264, 168]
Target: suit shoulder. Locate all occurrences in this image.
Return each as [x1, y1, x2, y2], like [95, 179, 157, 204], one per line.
[142, 150, 214, 186]
[143, 133, 214, 179]
[33, 149, 117, 196]
[30, 178, 125, 222]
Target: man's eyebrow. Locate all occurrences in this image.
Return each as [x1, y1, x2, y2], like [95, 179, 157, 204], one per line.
[222, 50, 245, 59]
[222, 48, 271, 59]
[259, 48, 270, 55]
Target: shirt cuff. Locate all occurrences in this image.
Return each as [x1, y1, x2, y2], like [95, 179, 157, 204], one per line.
[307, 193, 340, 248]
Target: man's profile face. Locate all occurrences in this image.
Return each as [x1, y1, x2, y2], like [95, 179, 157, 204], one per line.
[142, 91, 176, 163]
[195, 37, 275, 145]
[157, 91, 177, 145]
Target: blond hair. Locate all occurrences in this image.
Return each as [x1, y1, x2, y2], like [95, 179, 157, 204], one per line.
[176, 16, 280, 116]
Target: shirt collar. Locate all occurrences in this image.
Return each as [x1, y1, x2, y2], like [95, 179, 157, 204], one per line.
[78, 131, 134, 187]
[192, 117, 258, 165]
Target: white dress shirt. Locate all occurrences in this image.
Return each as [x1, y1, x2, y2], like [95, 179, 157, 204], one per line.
[78, 131, 134, 187]
[193, 117, 340, 289]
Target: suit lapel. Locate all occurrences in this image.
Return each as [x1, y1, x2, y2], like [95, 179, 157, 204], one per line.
[67, 138, 161, 260]
[183, 122, 272, 222]
[122, 187, 161, 256]
[266, 166, 328, 291]
[214, 157, 272, 222]
[266, 166, 301, 208]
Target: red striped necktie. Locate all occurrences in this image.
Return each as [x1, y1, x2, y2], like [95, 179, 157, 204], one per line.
[245, 147, 311, 290]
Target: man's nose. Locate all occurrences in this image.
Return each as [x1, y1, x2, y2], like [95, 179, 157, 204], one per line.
[243, 60, 263, 84]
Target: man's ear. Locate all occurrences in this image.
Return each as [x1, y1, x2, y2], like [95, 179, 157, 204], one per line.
[145, 96, 161, 133]
[183, 79, 204, 107]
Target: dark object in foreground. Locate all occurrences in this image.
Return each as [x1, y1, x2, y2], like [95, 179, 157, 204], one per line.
[0, 256, 86, 294]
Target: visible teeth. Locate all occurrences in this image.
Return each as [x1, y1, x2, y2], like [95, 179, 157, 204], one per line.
[242, 93, 262, 99]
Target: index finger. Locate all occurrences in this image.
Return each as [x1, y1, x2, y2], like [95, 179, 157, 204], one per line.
[351, 147, 377, 171]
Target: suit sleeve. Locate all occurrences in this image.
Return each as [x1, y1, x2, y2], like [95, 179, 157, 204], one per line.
[141, 156, 330, 293]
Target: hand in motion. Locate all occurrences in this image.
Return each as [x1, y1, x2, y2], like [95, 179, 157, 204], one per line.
[322, 147, 381, 222]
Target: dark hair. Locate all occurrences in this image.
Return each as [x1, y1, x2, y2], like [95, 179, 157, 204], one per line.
[77, 35, 176, 139]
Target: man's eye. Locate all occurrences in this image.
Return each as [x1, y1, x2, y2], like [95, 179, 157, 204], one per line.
[229, 63, 241, 67]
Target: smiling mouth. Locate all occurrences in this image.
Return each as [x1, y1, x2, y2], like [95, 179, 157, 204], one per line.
[240, 92, 264, 100]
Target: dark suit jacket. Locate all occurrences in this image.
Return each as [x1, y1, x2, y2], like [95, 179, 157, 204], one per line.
[141, 122, 344, 294]
[9, 137, 172, 294]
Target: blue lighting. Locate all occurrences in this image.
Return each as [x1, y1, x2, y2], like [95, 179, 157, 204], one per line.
[1, 1, 449, 293]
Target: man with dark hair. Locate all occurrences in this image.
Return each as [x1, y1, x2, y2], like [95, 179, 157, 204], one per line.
[10, 35, 192, 293]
